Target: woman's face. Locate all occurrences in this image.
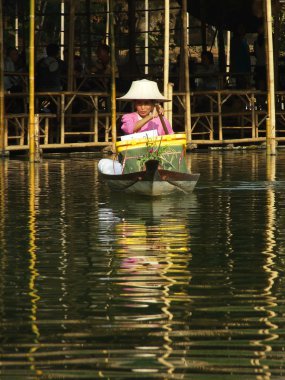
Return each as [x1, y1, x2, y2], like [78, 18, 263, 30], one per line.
[135, 100, 154, 118]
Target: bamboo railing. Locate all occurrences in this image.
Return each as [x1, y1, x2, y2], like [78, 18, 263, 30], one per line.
[3, 89, 285, 152]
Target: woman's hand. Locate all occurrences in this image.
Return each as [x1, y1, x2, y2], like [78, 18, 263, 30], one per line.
[153, 104, 164, 118]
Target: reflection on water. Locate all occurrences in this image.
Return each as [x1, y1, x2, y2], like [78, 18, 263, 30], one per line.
[1, 152, 285, 378]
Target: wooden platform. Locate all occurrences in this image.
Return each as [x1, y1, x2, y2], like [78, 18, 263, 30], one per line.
[2, 89, 285, 152]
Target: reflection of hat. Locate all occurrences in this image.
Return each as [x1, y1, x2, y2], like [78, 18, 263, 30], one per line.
[117, 79, 170, 101]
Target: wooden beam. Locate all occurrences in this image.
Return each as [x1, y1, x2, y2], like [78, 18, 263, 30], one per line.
[164, 0, 170, 96]
[29, 0, 40, 162]
[264, 0, 276, 155]
[0, 0, 5, 155]
[67, 0, 76, 91]
[110, 0, 117, 149]
[181, 0, 192, 142]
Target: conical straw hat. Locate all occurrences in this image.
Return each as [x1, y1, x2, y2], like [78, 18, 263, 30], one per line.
[117, 79, 170, 101]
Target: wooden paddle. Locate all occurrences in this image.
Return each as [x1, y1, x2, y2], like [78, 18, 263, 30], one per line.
[155, 103, 169, 135]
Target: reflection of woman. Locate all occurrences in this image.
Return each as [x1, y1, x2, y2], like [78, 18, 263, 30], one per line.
[118, 79, 174, 136]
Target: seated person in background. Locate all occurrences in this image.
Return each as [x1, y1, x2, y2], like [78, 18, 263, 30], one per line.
[230, 24, 251, 89]
[36, 43, 65, 116]
[74, 55, 84, 78]
[36, 43, 63, 92]
[254, 23, 266, 90]
[195, 50, 219, 90]
[117, 79, 174, 136]
[72, 54, 87, 90]
[91, 43, 118, 90]
[4, 47, 25, 113]
[4, 47, 22, 92]
[171, 53, 197, 90]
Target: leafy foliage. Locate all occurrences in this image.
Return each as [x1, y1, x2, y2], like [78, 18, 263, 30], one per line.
[137, 137, 177, 170]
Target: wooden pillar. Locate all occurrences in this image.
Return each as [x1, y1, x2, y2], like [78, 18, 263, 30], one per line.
[29, 0, 40, 162]
[67, 0, 76, 91]
[163, 0, 171, 118]
[200, 0, 207, 51]
[218, 28, 226, 73]
[264, 0, 276, 155]
[273, 0, 280, 89]
[60, 94, 65, 144]
[144, 0, 149, 75]
[226, 31, 231, 72]
[85, 0, 92, 61]
[60, 0, 65, 60]
[0, 0, 6, 156]
[178, 11, 185, 92]
[167, 82, 173, 125]
[106, 0, 110, 45]
[110, 0, 117, 149]
[128, 0, 136, 69]
[181, 0, 192, 142]
[0, 0, 8, 156]
[164, 0, 170, 96]
[15, 1, 19, 49]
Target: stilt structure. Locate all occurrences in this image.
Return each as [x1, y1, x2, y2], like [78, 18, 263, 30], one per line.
[110, 0, 117, 150]
[1, 1, 285, 154]
[144, 0, 149, 75]
[29, 0, 40, 162]
[163, 0, 170, 119]
[181, 0, 192, 143]
[264, 0, 276, 155]
[67, 0, 76, 92]
[0, 0, 5, 156]
[60, 0, 65, 60]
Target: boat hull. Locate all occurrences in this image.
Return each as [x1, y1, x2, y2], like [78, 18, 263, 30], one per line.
[104, 177, 199, 196]
[100, 160, 199, 196]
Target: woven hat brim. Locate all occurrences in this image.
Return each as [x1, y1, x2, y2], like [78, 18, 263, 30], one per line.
[117, 95, 170, 102]
[116, 79, 170, 102]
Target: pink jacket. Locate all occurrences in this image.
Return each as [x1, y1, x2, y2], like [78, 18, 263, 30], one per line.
[121, 112, 174, 135]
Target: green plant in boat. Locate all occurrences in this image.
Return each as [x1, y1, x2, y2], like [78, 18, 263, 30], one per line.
[137, 137, 178, 170]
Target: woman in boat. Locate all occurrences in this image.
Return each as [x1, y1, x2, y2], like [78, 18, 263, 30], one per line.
[118, 79, 174, 135]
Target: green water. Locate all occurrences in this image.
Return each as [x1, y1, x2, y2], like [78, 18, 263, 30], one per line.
[0, 151, 285, 379]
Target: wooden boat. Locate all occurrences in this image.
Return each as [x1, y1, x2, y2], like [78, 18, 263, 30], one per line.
[99, 158, 200, 196]
[99, 132, 199, 196]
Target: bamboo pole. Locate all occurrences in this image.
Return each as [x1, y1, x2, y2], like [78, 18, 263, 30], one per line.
[110, 0, 116, 150]
[264, 0, 276, 155]
[167, 82, 173, 126]
[60, 0, 65, 60]
[106, 0, 110, 45]
[226, 31, 231, 73]
[29, 0, 40, 162]
[86, 0, 91, 60]
[182, 0, 192, 142]
[0, 160, 7, 278]
[67, 0, 75, 91]
[144, 0, 149, 75]
[164, 0, 170, 118]
[217, 28, 226, 72]
[15, 1, 19, 49]
[128, 0, 136, 70]
[0, 0, 6, 156]
[200, 0, 207, 51]
[273, 0, 280, 89]
[163, 0, 170, 96]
